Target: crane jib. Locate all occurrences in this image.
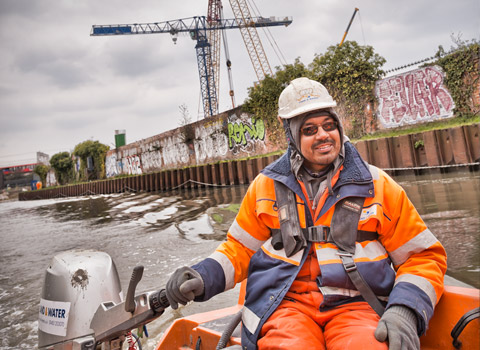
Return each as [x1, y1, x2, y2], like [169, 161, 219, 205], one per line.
[90, 16, 292, 36]
[90, 15, 292, 118]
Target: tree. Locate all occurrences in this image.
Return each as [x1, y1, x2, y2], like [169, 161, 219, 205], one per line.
[50, 152, 74, 185]
[179, 103, 195, 144]
[243, 43, 386, 141]
[33, 164, 49, 186]
[434, 39, 479, 118]
[73, 140, 109, 181]
[309, 41, 385, 138]
[243, 58, 310, 146]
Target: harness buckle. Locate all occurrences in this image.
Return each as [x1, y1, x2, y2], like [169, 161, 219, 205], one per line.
[307, 225, 330, 243]
[337, 251, 357, 272]
[342, 261, 357, 272]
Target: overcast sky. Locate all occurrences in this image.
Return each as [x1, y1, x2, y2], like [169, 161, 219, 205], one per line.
[0, 0, 478, 167]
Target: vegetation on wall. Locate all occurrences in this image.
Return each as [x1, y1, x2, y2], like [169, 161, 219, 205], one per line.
[73, 140, 109, 181]
[243, 41, 385, 140]
[243, 59, 309, 146]
[309, 41, 386, 138]
[244, 39, 479, 141]
[179, 103, 195, 145]
[50, 152, 74, 185]
[434, 39, 479, 118]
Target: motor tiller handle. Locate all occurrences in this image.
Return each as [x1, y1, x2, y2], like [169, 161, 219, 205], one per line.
[126, 265, 144, 313]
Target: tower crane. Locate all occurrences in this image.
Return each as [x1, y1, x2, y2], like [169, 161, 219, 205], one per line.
[207, 0, 236, 109]
[228, 0, 274, 81]
[91, 15, 292, 118]
[207, 0, 224, 106]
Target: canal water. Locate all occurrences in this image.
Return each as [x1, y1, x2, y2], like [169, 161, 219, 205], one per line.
[0, 171, 478, 349]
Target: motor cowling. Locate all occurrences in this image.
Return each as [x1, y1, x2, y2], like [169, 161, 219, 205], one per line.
[38, 250, 123, 349]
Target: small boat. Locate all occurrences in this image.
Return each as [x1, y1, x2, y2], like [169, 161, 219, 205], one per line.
[155, 279, 479, 350]
[38, 250, 479, 350]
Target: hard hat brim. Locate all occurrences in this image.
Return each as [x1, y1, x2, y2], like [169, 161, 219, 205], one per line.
[278, 100, 337, 119]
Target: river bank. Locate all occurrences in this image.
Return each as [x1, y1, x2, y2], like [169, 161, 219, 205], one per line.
[13, 123, 480, 201]
[0, 187, 30, 202]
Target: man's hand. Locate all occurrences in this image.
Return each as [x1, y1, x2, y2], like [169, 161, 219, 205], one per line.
[166, 266, 204, 309]
[374, 305, 420, 350]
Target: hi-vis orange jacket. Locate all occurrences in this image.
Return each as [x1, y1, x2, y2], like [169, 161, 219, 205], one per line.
[192, 142, 447, 350]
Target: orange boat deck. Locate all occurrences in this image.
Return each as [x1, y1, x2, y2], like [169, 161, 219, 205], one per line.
[156, 283, 479, 350]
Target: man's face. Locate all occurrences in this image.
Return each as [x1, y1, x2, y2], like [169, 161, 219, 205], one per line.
[299, 115, 341, 172]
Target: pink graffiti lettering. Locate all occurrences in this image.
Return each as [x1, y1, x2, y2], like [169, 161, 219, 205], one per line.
[376, 66, 454, 128]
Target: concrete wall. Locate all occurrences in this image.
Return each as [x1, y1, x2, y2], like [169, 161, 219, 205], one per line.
[105, 107, 281, 178]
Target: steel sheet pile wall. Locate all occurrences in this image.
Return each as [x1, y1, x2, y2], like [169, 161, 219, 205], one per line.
[19, 125, 478, 200]
[354, 124, 479, 173]
[19, 155, 280, 200]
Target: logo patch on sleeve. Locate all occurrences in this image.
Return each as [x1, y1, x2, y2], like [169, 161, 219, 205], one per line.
[360, 205, 378, 221]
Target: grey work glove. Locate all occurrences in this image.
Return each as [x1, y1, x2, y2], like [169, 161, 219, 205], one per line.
[374, 305, 420, 350]
[166, 266, 204, 309]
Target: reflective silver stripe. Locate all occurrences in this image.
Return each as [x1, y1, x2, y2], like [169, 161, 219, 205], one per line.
[209, 251, 236, 290]
[319, 286, 389, 301]
[389, 229, 439, 266]
[395, 273, 437, 306]
[316, 241, 387, 263]
[262, 237, 303, 265]
[242, 306, 261, 334]
[320, 286, 361, 298]
[229, 219, 265, 252]
[354, 241, 388, 260]
[368, 164, 380, 180]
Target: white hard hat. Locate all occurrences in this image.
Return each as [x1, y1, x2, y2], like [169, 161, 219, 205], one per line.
[278, 77, 337, 119]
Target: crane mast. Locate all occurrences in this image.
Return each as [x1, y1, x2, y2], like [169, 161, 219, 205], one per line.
[207, 0, 223, 108]
[91, 15, 292, 117]
[229, 0, 273, 81]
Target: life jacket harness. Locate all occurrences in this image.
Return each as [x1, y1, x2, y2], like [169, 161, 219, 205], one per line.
[272, 180, 386, 316]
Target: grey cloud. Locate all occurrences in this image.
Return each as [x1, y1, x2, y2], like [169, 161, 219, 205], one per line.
[0, 1, 45, 17]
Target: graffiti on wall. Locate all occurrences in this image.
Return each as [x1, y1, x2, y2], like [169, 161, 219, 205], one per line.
[227, 113, 266, 154]
[160, 135, 190, 167]
[105, 154, 122, 177]
[376, 66, 455, 128]
[123, 155, 142, 175]
[46, 169, 57, 187]
[194, 119, 229, 163]
[104, 110, 270, 178]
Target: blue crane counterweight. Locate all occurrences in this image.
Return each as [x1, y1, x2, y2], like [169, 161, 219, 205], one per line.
[91, 15, 292, 118]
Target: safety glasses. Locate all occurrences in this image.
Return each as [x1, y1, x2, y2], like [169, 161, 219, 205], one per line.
[301, 121, 338, 136]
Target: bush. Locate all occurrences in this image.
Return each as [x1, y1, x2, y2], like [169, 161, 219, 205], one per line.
[50, 152, 74, 185]
[33, 164, 49, 185]
[73, 140, 110, 181]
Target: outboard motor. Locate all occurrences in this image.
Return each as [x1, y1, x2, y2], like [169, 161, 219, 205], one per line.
[38, 250, 123, 349]
[38, 250, 169, 350]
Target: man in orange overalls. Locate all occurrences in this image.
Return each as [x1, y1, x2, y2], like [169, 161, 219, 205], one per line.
[166, 78, 447, 350]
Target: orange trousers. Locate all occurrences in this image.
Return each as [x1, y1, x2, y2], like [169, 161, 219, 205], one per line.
[257, 249, 388, 350]
[258, 296, 388, 350]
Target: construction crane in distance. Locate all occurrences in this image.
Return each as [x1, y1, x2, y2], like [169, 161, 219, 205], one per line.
[206, 0, 230, 107]
[339, 7, 359, 47]
[229, 0, 274, 81]
[91, 15, 292, 118]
